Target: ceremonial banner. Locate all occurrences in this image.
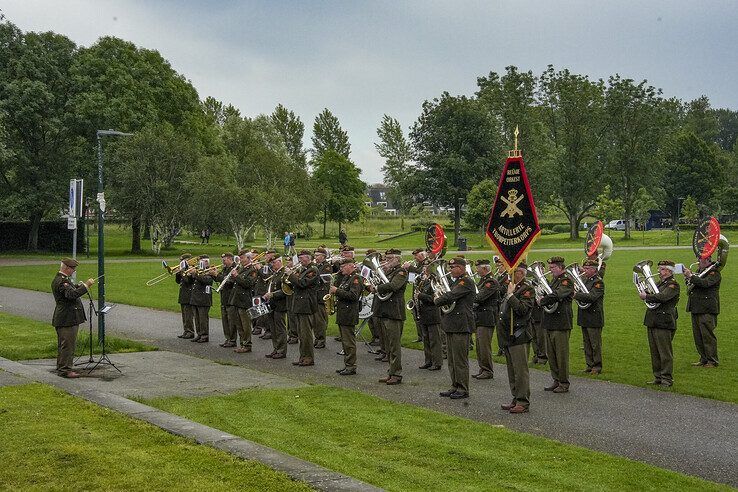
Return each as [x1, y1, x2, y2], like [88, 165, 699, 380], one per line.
[486, 155, 540, 271]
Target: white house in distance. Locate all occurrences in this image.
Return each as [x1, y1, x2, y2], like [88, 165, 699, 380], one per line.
[366, 183, 397, 215]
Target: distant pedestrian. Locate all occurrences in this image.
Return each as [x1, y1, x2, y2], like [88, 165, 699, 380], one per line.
[200, 229, 206, 244]
[288, 232, 296, 256]
[204, 227, 211, 244]
[339, 229, 347, 246]
[283, 231, 290, 255]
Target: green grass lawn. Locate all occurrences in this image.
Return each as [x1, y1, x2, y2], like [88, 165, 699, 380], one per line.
[145, 385, 728, 492]
[0, 384, 311, 491]
[1, 246, 736, 403]
[0, 311, 155, 361]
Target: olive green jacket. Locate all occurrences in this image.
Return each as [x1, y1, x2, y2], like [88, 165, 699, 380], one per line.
[215, 264, 236, 306]
[416, 276, 441, 325]
[175, 271, 194, 305]
[474, 273, 501, 327]
[540, 274, 574, 331]
[643, 275, 680, 330]
[375, 265, 409, 320]
[498, 281, 535, 346]
[230, 264, 258, 309]
[574, 275, 605, 328]
[288, 264, 320, 314]
[190, 272, 214, 307]
[51, 272, 88, 327]
[435, 274, 475, 334]
[335, 272, 363, 326]
[686, 268, 720, 315]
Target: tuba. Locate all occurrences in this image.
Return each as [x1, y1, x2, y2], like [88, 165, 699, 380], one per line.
[427, 259, 455, 314]
[362, 253, 392, 301]
[633, 260, 660, 309]
[585, 221, 613, 272]
[689, 217, 729, 287]
[527, 261, 558, 314]
[565, 263, 591, 309]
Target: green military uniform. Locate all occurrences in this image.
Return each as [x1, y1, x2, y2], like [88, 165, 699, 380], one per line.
[313, 258, 332, 347]
[498, 280, 535, 410]
[540, 270, 574, 391]
[334, 270, 364, 373]
[215, 262, 237, 346]
[230, 263, 258, 350]
[51, 271, 88, 375]
[494, 271, 510, 354]
[175, 269, 195, 338]
[268, 268, 288, 358]
[416, 275, 443, 369]
[643, 274, 680, 386]
[406, 258, 425, 342]
[473, 271, 501, 379]
[435, 266, 475, 397]
[189, 269, 214, 341]
[530, 304, 546, 363]
[253, 264, 273, 337]
[286, 285, 298, 342]
[288, 261, 320, 365]
[574, 274, 605, 373]
[375, 264, 408, 381]
[686, 267, 721, 366]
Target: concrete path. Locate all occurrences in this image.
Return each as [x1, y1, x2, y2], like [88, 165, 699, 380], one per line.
[1, 285, 736, 487]
[0, 355, 380, 492]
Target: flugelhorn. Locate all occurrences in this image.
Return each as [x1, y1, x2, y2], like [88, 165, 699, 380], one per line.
[633, 260, 660, 309]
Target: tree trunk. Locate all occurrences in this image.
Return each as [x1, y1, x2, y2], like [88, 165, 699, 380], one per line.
[131, 215, 142, 253]
[143, 216, 151, 240]
[454, 197, 461, 246]
[400, 214, 404, 231]
[569, 215, 579, 240]
[338, 220, 342, 238]
[27, 213, 42, 251]
[323, 205, 327, 238]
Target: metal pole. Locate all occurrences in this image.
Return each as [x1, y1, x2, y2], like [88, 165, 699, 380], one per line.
[97, 134, 105, 341]
[72, 227, 78, 283]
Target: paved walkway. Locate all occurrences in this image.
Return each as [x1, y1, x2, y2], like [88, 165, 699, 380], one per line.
[1, 286, 735, 487]
[0, 354, 379, 492]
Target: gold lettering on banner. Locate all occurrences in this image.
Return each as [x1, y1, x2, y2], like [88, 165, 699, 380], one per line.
[492, 225, 533, 245]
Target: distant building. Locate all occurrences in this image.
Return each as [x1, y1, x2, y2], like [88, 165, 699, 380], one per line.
[366, 183, 397, 215]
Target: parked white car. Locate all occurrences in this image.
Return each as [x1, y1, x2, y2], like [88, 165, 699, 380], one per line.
[606, 219, 627, 231]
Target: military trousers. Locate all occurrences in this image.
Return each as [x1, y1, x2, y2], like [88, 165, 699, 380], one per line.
[691, 313, 718, 365]
[531, 320, 547, 361]
[495, 322, 506, 353]
[475, 325, 494, 376]
[647, 327, 674, 384]
[414, 315, 423, 341]
[287, 312, 298, 339]
[378, 317, 403, 378]
[193, 305, 210, 338]
[546, 329, 570, 388]
[55, 325, 79, 374]
[296, 313, 315, 361]
[314, 304, 328, 342]
[445, 332, 470, 393]
[221, 303, 235, 343]
[368, 315, 380, 342]
[372, 315, 386, 354]
[419, 322, 443, 367]
[180, 303, 195, 336]
[234, 308, 253, 348]
[271, 310, 287, 356]
[504, 342, 530, 408]
[581, 327, 603, 372]
[339, 324, 357, 369]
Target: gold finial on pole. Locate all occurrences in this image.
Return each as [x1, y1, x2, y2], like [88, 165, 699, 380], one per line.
[508, 125, 522, 158]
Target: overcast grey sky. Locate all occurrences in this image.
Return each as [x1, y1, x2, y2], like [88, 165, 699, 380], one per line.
[5, 1, 738, 183]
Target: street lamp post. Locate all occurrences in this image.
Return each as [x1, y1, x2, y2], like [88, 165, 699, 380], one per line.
[96, 129, 133, 341]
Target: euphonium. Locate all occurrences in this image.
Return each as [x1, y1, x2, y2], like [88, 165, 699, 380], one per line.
[362, 253, 392, 301]
[565, 263, 591, 309]
[427, 259, 455, 314]
[633, 260, 660, 309]
[527, 261, 558, 314]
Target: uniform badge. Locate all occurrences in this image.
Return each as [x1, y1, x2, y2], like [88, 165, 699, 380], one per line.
[523, 290, 532, 298]
[353, 278, 359, 284]
[459, 280, 465, 285]
[485, 282, 492, 288]
[562, 279, 570, 286]
[308, 271, 315, 277]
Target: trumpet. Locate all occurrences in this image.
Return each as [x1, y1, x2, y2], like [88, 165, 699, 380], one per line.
[146, 255, 202, 286]
[633, 260, 660, 310]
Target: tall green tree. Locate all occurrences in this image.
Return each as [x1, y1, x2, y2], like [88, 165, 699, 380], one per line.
[632, 187, 658, 243]
[311, 108, 350, 159]
[464, 179, 497, 243]
[538, 66, 607, 239]
[602, 75, 678, 238]
[375, 114, 413, 229]
[410, 93, 502, 244]
[312, 149, 365, 236]
[0, 22, 85, 250]
[271, 104, 307, 168]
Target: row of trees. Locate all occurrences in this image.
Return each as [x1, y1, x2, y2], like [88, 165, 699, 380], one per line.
[0, 20, 367, 251]
[376, 66, 738, 241]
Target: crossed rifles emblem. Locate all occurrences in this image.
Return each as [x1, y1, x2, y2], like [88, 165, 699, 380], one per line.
[500, 189, 524, 218]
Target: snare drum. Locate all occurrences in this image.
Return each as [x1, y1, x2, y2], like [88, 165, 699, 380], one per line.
[359, 293, 374, 319]
[247, 303, 272, 319]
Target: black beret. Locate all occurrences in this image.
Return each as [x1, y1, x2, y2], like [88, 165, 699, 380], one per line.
[314, 247, 328, 255]
[448, 257, 467, 266]
[385, 248, 401, 256]
[180, 253, 192, 260]
[221, 252, 234, 258]
[582, 259, 598, 267]
[517, 262, 528, 270]
[475, 259, 491, 266]
[297, 249, 313, 257]
[341, 244, 355, 251]
[411, 248, 424, 255]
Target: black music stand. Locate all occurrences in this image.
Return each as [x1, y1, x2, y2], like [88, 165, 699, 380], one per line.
[76, 293, 121, 374]
[74, 288, 98, 367]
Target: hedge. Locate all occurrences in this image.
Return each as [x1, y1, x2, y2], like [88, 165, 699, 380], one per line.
[0, 220, 86, 252]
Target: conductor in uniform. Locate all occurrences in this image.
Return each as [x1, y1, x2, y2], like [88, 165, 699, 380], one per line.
[51, 258, 95, 378]
[435, 257, 475, 399]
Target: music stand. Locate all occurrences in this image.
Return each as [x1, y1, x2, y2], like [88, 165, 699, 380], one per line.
[81, 302, 121, 374]
[74, 288, 98, 367]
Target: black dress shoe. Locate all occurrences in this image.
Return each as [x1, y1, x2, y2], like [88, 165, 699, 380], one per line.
[418, 363, 432, 369]
[195, 337, 209, 343]
[428, 365, 442, 371]
[544, 382, 559, 391]
[450, 391, 469, 399]
[439, 389, 456, 397]
[338, 369, 356, 376]
[262, 332, 272, 339]
[334, 336, 343, 342]
[374, 354, 386, 361]
[190, 336, 201, 342]
[177, 334, 187, 339]
[181, 333, 195, 339]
